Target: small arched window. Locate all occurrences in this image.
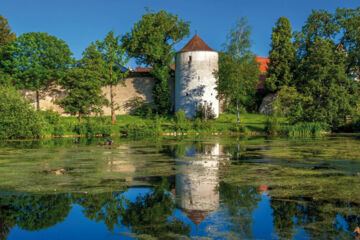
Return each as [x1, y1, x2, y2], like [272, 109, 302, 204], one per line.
[188, 56, 192, 65]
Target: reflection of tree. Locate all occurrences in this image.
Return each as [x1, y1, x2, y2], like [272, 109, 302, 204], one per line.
[0, 193, 71, 238]
[72, 192, 125, 231]
[0, 217, 14, 240]
[72, 179, 190, 239]
[270, 197, 360, 239]
[219, 182, 261, 238]
[12, 194, 71, 231]
[270, 199, 298, 239]
[121, 179, 190, 239]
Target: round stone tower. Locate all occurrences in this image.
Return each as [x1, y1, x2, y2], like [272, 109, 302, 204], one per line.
[175, 34, 219, 118]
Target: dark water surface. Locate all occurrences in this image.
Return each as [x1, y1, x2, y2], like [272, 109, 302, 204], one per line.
[0, 135, 359, 239]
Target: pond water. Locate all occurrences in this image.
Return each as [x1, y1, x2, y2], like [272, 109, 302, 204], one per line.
[0, 135, 359, 239]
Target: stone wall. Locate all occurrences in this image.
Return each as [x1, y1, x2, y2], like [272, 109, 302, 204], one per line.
[22, 74, 156, 115]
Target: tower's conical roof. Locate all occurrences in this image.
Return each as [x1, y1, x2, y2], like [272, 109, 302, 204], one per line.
[178, 34, 216, 53]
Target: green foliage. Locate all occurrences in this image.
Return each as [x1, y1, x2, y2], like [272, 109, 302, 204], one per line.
[295, 37, 356, 129]
[283, 122, 325, 136]
[57, 44, 108, 120]
[96, 30, 129, 123]
[174, 109, 186, 123]
[39, 110, 61, 125]
[230, 122, 248, 133]
[123, 121, 156, 136]
[265, 17, 296, 92]
[265, 116, 281, 135]
[126, 97, 153, 117]
[39, 110, 65, 136]
[122, 8, 190, 113]
[1, 32, 73, 110]
[0, 14, 15, 47]
[195, 103, 216, 120]
[215, 18, 261, 121]
[73, 118, 112, 137]
[0, 85, 44, 139]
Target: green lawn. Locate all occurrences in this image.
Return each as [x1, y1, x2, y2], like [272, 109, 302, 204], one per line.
[51, 113, 279, 137]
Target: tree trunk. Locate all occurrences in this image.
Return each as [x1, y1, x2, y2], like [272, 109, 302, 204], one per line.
[78, 112, 82, 123]
[236, 101, 240, 123]
[110, 67, 116, 125]
[36, 89, 40, 110]
[110, 83, 116, 124]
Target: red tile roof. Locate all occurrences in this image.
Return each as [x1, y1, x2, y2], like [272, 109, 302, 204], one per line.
[255, 57, 270, 89]
[136, 67, 152, 73]
[255, 57, 270, 73]
[178, 34, 216, 53]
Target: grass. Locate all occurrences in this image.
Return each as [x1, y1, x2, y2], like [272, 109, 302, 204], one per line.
[42, 113, 278, 138]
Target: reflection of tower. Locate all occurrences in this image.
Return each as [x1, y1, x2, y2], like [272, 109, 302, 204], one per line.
[175, 144, 220, 226]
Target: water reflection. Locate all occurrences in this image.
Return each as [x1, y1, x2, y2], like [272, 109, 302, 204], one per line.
[0, 136, 359, 239]
[175, 143, 221, 226]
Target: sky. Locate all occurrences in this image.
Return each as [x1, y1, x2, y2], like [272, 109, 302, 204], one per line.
[2, 0, 359, 68]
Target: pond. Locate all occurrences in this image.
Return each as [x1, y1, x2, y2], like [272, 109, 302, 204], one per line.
[0, 135, 359, 239]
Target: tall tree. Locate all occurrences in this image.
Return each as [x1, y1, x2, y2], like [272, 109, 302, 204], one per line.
[265, 17, 296, 92]
[96, 30, 129, 124]
[335, 7, 360, 78]
[122, 8, 190, 114]
[0, 14, 15, 47]
[296, 37, 356, 128]
[0, 14, 16, 82]
[57, 44, 108, 122]
[215, 18, 260, 122]
[1, 32, 73, 110]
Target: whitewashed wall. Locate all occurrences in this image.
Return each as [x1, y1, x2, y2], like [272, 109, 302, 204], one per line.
[175, 51, 219, 118]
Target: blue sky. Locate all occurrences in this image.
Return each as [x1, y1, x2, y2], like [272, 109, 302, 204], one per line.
[2, 0, 359, 67]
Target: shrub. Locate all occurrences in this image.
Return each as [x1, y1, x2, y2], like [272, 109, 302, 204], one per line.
[123, 122, 155, 136]
[265, 116, 281, 135]
[230, 122, 248, 133]
[175, 110, 186, 123]
[74, 122, 88, 135]
[0, 85, 44, 139]
[126, 97, 153, 117]
[53, 124, 65, 136]
[39, 110, 61, 125]
[195, 102, 216, 120]
[283, 122, 326, 136]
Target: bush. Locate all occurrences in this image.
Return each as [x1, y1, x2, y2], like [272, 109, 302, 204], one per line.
[0, 85, 44, 139]
[230, 122, 248, 133]
[126, 97, 153, 117]
[53, 124, 65, 136]
[283, 122, 326, 136]
[195, 103, 216, 120]
[265, 116, 281, 135]
[123, 122, 155, 136]
[175, 110, 186, 123]
[74, 119, 112, 137]
[39, 110, 61, 125]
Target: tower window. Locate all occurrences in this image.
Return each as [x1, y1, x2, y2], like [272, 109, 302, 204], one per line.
[188, 56, 192, 65]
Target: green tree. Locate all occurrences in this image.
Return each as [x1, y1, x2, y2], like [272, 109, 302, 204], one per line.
[0, 14, 15, 47]
[296, 37, 356, 128]
[335, 7, 360, 78]
[57, 44, 108, 122]
[96, 30, 129, 124]
[265, 17, 296, 92]
[1, 32, 73, 110]
[0, 14, 16, 83]
[0, 85, 44, 139]
[122, 8, 190, 114]
[215, 18, 260, 122]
